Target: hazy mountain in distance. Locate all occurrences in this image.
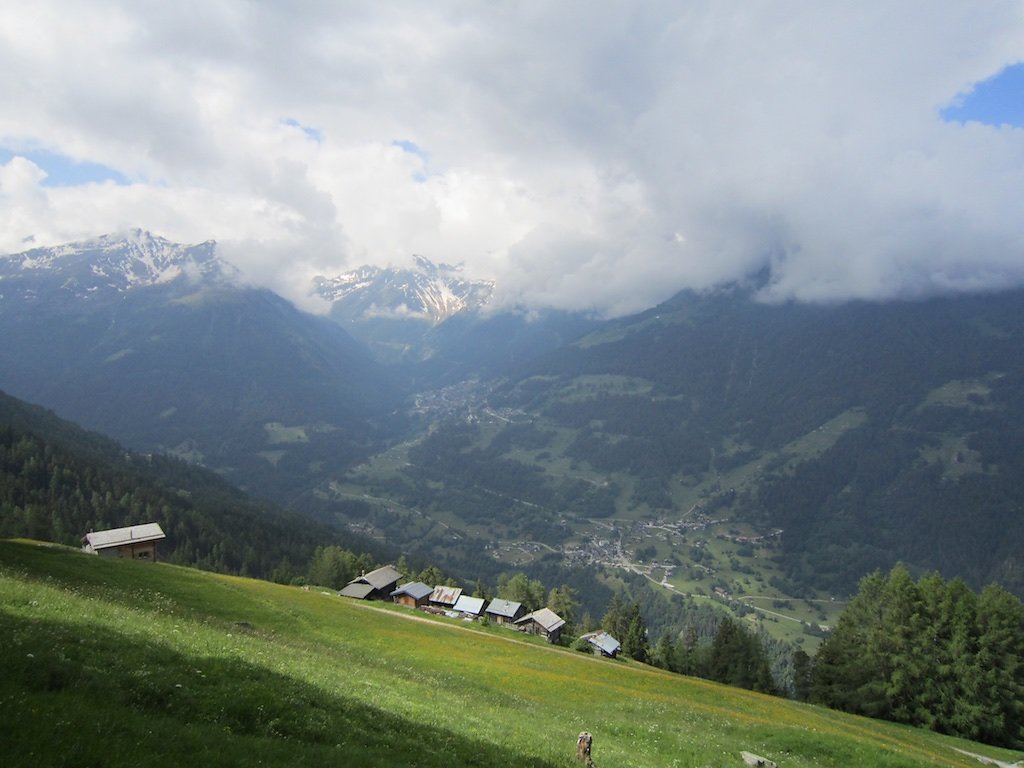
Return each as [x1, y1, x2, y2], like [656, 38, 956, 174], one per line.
[0, 231, 399, 502]
[313, 255, 600, 382]
[314, 255, 494, 326]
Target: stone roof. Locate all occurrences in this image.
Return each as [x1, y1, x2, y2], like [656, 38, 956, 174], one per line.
[429, 585, 463, 606]
[339, 582, 376, 600]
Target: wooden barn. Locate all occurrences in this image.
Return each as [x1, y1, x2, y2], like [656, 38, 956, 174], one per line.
[578, 631, 621, 658]
[340, 565, 403, 600]
[484, 598, 525, 626]
[81, 523, 166, 562]
[428, 585, 463, 610]
[515, 608, 566, 644]
[452, 595, 487, 618]
[390, 581, 433, 608]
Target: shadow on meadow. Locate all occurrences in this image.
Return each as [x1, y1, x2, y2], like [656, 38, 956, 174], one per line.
[0, 610, 566, 768]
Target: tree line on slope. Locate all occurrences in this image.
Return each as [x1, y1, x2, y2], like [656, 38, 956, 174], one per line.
[610, 562, 1024, 747]
[0, 409, 384, 582]
[807, 564, 1024, 748]
[752, 395, 1024, 598]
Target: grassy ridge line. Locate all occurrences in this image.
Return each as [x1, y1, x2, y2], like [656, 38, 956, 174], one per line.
[0, 542, 1019, 768]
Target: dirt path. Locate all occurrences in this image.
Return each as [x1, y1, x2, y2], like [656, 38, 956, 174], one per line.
[953, 748, 1023, 767]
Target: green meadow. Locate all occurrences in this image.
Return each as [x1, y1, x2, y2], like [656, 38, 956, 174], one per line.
[1, 540, 1021, 768]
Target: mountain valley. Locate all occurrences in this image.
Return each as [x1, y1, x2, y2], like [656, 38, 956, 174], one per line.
[2, 233, 1024, 645]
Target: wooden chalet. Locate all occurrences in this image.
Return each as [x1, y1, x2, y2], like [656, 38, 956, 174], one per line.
[340, 564, 402, 600]
[390, 581, 433, 608]
[428, 585, 463, 610]
[515, 607, 566, 644]
[484, 598, 526, 626]
[81, 523, 166, 562]
[452, 595, 487, 618]
[578, 631, 621, 658]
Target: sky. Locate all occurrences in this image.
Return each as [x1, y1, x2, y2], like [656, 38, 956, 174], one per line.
[1, 2, 1023, 317]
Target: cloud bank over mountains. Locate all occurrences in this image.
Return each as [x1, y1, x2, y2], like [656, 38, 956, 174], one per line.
[1, 2, 1022, 316]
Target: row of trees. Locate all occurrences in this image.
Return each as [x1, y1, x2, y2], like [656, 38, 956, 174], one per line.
[809, 565, 1024, 747]
[650, 619, 776, 694]
[595, 594, 778, 696]
[595, 564, 1024, 742]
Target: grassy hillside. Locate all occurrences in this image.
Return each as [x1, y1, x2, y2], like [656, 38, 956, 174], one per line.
[2, 540, 1021, 768]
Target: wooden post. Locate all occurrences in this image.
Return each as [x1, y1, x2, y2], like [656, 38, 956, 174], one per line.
[576, 731, 594, 766]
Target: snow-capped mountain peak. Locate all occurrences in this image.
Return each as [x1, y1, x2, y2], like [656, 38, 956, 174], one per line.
[0, 230, 237, 301]
[313, 255, 494, 325]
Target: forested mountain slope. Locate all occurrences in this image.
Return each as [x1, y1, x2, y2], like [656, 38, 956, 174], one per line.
[518, 289, 1024, 593]
[0, 390, 383, 579]
[0, 234, 400, 502]
[335, 287, 1024, 601]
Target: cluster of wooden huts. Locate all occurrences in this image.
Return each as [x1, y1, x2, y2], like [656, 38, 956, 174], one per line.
[339, 565, 621, 657]
[78, 525, 623, 658]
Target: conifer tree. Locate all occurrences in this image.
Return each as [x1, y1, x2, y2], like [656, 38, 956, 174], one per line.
[600, 594, 627, 638]
[497, 572, 546, 612]
[792, 649, 813, 702]
[708, 618, 775, 694]
[812, 566, 1024, 747]
[621, 602, 650, 663]
[651, 633, 676, 671]
[547, 585, 578, 628]
[974, 584, 1024, 747]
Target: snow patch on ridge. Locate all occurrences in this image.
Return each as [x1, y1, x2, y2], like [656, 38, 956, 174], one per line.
[0, 229, 238, 299]
[313, 255, 494, 325]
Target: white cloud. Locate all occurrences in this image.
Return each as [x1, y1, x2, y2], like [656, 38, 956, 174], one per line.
[1, 2, 1023, 315]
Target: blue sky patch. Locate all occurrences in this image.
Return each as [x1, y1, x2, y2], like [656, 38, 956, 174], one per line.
[942, 62, 1024, 127]
[0, 148, 130, 187]
[391, 139, 430, 182]
[392, 139, 428, 159]
[282, 118, 323, 142]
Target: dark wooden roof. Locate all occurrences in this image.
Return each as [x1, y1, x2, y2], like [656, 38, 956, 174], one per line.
[515, 608, 566, 633]
[354, 565, 403, 590]
[391, 581, 433, 600]
[339, 582, 376, 599]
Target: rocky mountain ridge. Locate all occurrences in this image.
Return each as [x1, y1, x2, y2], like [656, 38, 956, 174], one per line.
[312, 254, 494, 326]
[0, 230, 235, 303]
